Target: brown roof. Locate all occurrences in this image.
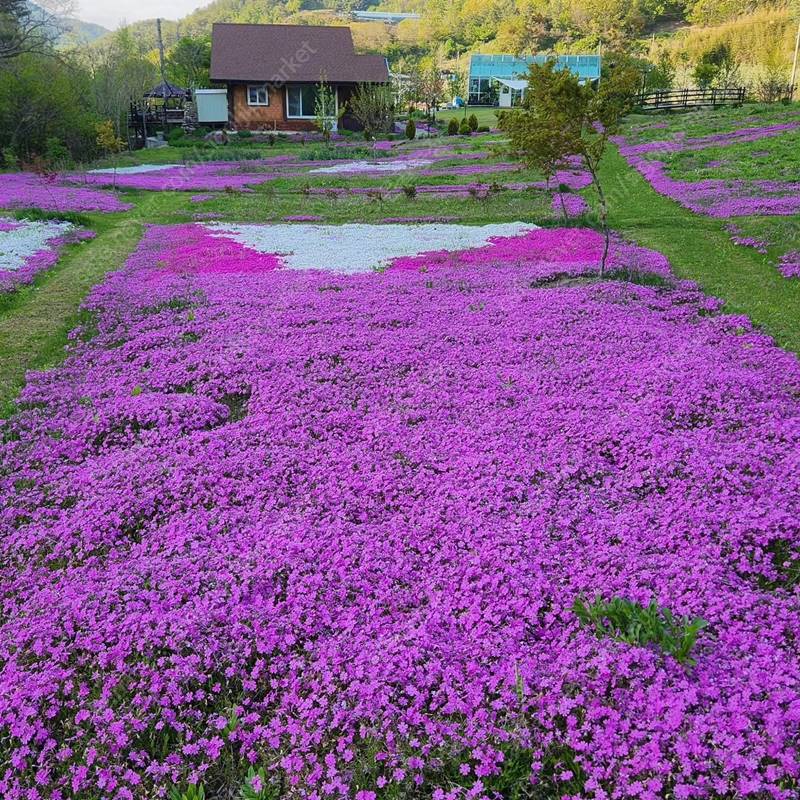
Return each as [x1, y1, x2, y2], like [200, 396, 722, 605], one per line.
[210, 23, 389, 84]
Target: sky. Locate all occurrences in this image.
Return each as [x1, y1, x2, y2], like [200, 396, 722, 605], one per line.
[75, 0, 206, 30]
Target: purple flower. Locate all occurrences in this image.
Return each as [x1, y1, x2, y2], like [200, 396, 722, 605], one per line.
[0, 172, 131, 213]
[0, 221, 797, 800]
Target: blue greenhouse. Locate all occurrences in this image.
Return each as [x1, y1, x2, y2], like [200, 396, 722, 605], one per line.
[467, 54, 602, 106]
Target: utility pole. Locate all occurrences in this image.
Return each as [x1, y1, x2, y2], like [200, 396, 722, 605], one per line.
[157, 18, 168, 130]
[791, 16, 800, 99]
[156, 18, 167, 85]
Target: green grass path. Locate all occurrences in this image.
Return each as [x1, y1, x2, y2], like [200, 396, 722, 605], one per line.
[598, 147, 800, 353]
[0, 214, 142, 415]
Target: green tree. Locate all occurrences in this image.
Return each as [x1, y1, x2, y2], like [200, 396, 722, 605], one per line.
[96, 119, 126, 188]
[167, 35, 211, 88]
[499, 58, 639, 274]
[409, 56, 445, 119]
[87, 28, 158, 137]
[348, 83, 395, 139]
[0, 51, 100, 162]
[314, 79, 338, 142]
[693, 42, 741, 89]
[0, 0, 67, 61]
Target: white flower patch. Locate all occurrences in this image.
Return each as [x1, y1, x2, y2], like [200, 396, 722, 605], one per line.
[88, 164, 183, 174]
[0, 217, 74, 271]
[205, 222, 537, 274]
[308, 158, 433, 174]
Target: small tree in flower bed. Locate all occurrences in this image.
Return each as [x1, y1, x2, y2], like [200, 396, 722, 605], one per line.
[500, 58, 639, 274]
[95, 120, 125, 190]
[314, 79, 338, 143]
[349, 83, 395, 139]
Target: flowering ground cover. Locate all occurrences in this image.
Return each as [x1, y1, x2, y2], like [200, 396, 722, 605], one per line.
[0, 216, 94, 292]
[0, 173, 132, 213]
[76, 161, 283, 192]
[1, 222, 798, 800]
[612, 129, 800, 218]
[75, 145, 505, 192]
[613, 106, 800, 288]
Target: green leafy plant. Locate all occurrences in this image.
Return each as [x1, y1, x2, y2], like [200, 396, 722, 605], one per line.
[349, 83, 395, 139]
[405, 118, 416, 140]
[240, 765, 280, 800]
[467, 113, 479, 131]
[693, 42, 741, 89]
[169, 783, 205, 800]
[458, 118, 471, 136]
[447, 118, 459, 135]
[314, 78, 340, 143]
[573, 595, 708, 665]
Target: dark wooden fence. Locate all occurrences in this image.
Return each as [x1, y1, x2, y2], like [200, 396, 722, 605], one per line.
[636, 87, 747, 111]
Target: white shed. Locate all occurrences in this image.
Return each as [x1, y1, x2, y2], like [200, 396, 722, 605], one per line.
[195, 89, 229, 123]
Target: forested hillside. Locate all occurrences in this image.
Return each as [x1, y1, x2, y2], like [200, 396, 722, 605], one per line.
[96, 0, 796, 59]
[1, 0, 797, 166]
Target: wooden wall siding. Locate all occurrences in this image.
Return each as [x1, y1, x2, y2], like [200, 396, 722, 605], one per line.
[229, 84, 316, 131]
[228, 83, 370, 132]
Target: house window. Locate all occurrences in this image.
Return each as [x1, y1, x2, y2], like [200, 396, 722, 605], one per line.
[247, 84, 269, 106]
[286, 84, 335, 118]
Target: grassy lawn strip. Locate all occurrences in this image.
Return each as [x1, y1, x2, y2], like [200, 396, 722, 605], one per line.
[598, 145, 800, 353]
[437, 107, 500, 128]
[0, 214, 141, 415]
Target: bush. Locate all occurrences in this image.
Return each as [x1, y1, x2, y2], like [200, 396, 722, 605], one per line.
[236, 129, 252, 139]
[167, 128, 185, 145]
[477, 125, 490, 132]
[350, 83, 395, 139]
[44, 137, 72, 167]
[467, 113, 479, 132]
[458, 119, 471, 136]
[405, 119, 416, 140]
[447, 118, 459, 135]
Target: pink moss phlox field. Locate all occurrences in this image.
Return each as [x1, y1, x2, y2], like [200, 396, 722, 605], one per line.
[0, 173, 132, 213]
[388, 227, 671, 279]
[0, 227, 95, 292]
[612, 123, 800, 218]
[551, 193, 589, 218]
[617, 121, 800, 156]
[379, 216, 459, 224]
[617, 154, 800, 218]
[304, 179, 584, 199]
[75, 162, 282, 192]
[151, 223, 282, 274]
[1, 223, 798, 800]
